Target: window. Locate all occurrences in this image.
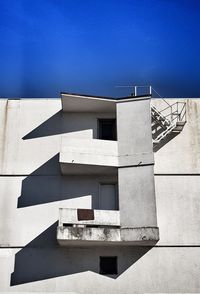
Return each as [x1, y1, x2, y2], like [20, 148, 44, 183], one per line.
[99, 256, 118, 275]
[98, 119, 116, 140]
[99, 183, 118, 210]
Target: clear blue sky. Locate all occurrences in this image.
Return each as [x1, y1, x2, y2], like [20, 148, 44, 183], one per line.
[0, 0, 200, 98]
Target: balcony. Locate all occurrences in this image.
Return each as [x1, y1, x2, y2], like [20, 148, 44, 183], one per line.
[59, 137, 154, 175]
[57, 208, 159, 246]
[59, 137, 118, 175]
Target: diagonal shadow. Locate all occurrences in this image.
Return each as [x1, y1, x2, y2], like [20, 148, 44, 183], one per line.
[22, 110, 93, 140]
[17, 154, 95, 208]
[153, 132, 179, 152]
[23, 111, 63, 139]
[10, 222, 154, 285]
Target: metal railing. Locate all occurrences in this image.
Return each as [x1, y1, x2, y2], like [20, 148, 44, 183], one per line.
[157, 101, 186, 125]
[115, 85, 152, 96]
[115, 84, 187, 126]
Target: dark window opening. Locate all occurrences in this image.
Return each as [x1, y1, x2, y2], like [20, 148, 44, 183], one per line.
[99, 183, 118, 210]
[98, 119, 116, 141]
[99, 256, 118, 275]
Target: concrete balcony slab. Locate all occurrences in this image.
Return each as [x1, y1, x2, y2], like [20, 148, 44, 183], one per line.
[57, 208, 159, 246]
[59, 208, 120, 227]
[60, 137, 118, 175]
[59, 137, 154, 175]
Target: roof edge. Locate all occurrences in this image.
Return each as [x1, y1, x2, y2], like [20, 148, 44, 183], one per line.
[60, 92, 115, 101]
[60, 91, 151, 102]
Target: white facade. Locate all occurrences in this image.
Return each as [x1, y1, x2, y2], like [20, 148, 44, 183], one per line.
[0, 95, 199, 293]
[58, 93, 158, 245]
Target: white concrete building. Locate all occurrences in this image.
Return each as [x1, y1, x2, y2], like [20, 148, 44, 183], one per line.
[0, 93, 199, 294]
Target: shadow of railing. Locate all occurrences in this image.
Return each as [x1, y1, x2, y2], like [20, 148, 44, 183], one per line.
[153, 132, 179, 152]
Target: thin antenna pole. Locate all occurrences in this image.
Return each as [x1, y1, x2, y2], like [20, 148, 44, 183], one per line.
[116, 85, 153, 96]
[151, 87, 171, 107]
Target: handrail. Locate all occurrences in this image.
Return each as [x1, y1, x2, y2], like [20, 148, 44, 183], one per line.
[159, 101, 185, 113]
[153, 101, 186, 125]
[150, 88, 187, 144]
[116, 85, 186, 126]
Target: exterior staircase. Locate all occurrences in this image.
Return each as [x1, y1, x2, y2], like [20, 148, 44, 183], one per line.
[151, 100, 186, 144]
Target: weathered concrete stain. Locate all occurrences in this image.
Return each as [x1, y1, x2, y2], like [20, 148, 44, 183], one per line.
[0, 100, 8, 173]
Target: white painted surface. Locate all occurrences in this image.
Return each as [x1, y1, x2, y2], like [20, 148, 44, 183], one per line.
[117, 98, 153, 164]
[156, 175, 200, 245]
[0, 247, 200, 293]
[119, 165, 157, 228]
[60, 137, 154, 169]
[0, 99, 116, 175]
[59, 208, 120, 226]
[0, 98, 200, 293]
[153, 99, 200, 174]
[60, 137, 118, 168]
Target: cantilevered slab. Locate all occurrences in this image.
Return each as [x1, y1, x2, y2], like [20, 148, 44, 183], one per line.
[59, 136, 153, 174]
[60, 162, 117, 175]
[57, 208, 159, 246]
[60, 137, 118, 175]
[61, 92, 116, 113]
[61, 92, 151, 113]
[57, 226, 159, 246]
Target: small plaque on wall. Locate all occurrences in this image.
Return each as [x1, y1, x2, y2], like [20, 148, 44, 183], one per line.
[77, 209, 94, 220]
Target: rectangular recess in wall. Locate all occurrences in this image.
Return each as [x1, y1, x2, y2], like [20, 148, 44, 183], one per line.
[99, 256, 118, 275]
[99, 183, 118, 210]
[98, 119, 117, 140]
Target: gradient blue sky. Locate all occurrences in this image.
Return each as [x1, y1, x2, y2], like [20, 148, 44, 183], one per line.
[0, 0, 200, 98]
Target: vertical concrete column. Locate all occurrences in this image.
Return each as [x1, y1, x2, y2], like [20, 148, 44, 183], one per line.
[117, 97, 157, 228]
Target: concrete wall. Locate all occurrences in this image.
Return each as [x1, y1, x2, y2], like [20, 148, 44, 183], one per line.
[153, 98, 199, 174]
[0, 98, 200, 293]
[117, 98, 156, 228]
[117, 98, 153, 160]
[0, 99, 115, 175]
[60, 137, 118, 168]
[119, 166, 157, 228]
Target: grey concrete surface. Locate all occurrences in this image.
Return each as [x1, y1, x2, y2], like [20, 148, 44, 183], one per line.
[119, 165, 157, 228]
[153, 99, 200, 174]
[0, 97, 200, 293]
[1, 247, 200, 293]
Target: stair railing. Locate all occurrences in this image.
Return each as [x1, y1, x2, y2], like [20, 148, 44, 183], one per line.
[157, 101, 186, 125]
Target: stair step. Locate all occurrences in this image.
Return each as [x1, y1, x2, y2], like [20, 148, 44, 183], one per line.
[152, 120, 169, 128]
[153, 124, 176, 143]
[151, 102, 186, 144]
[152, 125, 166, 132]
[173, 121, 186, 132]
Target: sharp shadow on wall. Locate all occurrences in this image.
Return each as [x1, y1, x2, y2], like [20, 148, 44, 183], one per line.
[10, 222, 155, 285]
[17, 153, 98, 208]
[22, 110, 93, 139]
[153, 132, 179, 152]
[23, 111, 64, 139]
[14, 109, 157, 285]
